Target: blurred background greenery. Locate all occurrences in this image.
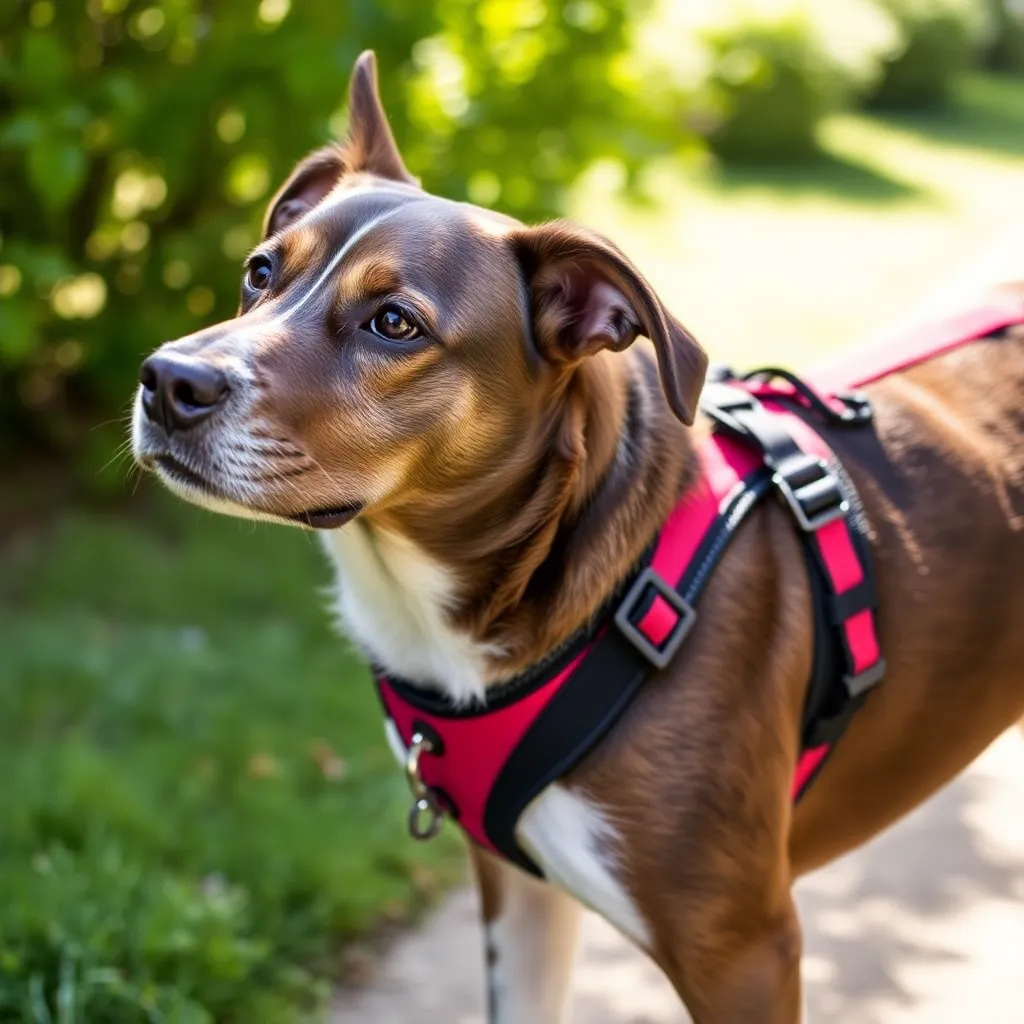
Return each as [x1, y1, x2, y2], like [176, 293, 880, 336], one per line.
[1, 0, 1024, 1020]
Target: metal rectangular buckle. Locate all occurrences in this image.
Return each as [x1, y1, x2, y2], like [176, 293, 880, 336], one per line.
[614, 566, 696, 670]
[773, 457, 848, 532]
[844, 658, 887, 698]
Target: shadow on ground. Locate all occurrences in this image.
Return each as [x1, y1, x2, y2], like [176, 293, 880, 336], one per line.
[799, 761, 1024, 1023]
[708, 150, 925, 205]
[879, 75, 1024, 161]
[672, 74, 1024, 212]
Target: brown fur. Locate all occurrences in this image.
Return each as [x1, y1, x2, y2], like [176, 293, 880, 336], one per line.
[133, 51, 1024, 1023]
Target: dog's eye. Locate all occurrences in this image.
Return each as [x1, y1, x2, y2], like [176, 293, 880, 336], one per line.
[245, 255, 273, 292]
[367, 304, 421, 342]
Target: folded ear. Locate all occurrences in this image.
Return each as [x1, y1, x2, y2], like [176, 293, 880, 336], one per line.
[262, 145, 346, 237]
[263, 50, 416, 237]
[512, 222, 708, 425]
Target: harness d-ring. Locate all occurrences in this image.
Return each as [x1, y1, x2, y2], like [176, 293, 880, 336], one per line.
[404, 732, 444, 841]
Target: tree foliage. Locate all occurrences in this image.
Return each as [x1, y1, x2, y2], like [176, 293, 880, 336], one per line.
[866, 0, 995, 108]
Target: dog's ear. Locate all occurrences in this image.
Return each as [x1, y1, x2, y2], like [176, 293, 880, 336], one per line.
[263, 50, 416, 237]
[262, 145, 347, 237]
[512, 222, 708, 425]
[342, 49, 416, 186]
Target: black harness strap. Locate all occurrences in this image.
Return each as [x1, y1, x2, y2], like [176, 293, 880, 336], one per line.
[701, 375, 885, 781]
[484, 471, 775, 875]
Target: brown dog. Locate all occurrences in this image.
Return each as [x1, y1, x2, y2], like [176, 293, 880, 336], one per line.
[131, 51, 1024, 1023]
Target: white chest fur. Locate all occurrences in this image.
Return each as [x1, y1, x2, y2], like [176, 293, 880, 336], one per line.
[518, 784, 650, 949]
[322, 523, 649, 953]
[321, 522, 501, 705]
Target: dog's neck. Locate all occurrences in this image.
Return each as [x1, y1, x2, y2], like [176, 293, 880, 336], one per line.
[322, 347, 699, 704]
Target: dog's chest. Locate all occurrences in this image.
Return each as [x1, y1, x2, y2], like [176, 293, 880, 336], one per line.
[323, 524, 651, 947]
[321, 524, 499, 705]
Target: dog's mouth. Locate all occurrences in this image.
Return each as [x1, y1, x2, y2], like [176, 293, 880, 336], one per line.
[285, 503, 364, 530]
[148, 455, 362, 530]
[154, 454, 217, 493]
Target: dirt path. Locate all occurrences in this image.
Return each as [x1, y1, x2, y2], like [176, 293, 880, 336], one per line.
[330, 730, 1024, 1023]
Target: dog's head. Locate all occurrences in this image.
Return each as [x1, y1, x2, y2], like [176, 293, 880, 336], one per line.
[132, 51, 708, 530]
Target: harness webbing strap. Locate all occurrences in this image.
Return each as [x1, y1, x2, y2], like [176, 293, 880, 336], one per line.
[701, 384, 884, 799]
[380, 399, 875, 868]
[379, 459, 776, 874]
[380, 390, 879, 867]
[810, 300, 1024, 394]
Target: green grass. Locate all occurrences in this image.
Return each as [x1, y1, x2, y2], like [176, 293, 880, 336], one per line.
[2, 71, 1024, 1024]
[0, 499, 462, 1023]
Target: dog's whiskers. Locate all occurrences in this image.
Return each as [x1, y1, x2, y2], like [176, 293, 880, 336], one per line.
[100, 438, 136, 477]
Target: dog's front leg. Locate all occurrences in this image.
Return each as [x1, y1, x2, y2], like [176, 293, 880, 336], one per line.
[657, 896, 804, 1024]
[469, 844, 582, 1024]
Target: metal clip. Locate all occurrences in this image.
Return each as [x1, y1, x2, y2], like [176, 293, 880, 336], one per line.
[404, 732, 444, 841]
[408, 795, 444, 841]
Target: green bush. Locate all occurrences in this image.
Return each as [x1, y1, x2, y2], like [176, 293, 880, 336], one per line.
[696, 18, 836, 163]
[0, 0, 1008, 465]
[0, 0, 658, 467]
[866, 0, 994, 108]
[675, 1, 900, 163]
[985, 0, 1024, 72]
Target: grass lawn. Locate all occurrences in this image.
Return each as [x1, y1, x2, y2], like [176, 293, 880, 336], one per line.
[1, 72, 1023, 1023]
[0, 500, 463, 1023]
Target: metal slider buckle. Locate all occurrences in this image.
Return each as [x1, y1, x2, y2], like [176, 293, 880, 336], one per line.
[833, 390, 874, 425]
[614, 566, 696, 670]
[843, 658, 887, 698]
[773, 455, 848, 532]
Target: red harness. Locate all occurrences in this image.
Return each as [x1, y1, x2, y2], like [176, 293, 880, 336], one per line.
[377, 301, 1023, 875]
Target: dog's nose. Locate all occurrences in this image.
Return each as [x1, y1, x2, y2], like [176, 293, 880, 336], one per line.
[139, 354, 229, 432]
